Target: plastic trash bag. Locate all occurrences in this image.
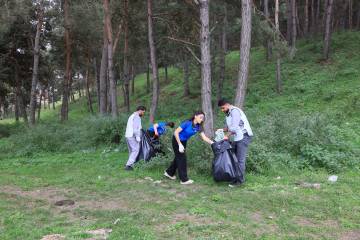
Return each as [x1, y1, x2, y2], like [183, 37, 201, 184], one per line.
[214, 129, 225, 142]
[211, 140, 241, 182]
[136, 130, 156, 162]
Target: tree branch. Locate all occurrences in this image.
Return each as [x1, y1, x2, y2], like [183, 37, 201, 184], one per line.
[165, 36, 200, 47]
[185, 46, 201, 64]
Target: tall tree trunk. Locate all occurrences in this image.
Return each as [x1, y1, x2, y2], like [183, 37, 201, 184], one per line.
[123, 0, 130, 112]
[30, 8, 42, 125]
[15, 65, 28, 123]
[304, 0, 309, 36]
[264, 0, 272, 60]
[85, 52, 94, 114]
[286, 0, 292, 43]
[131, 65, 135, 95]
[93, 57, 100, 110]
[349, 0, 353, 29]
[47, 89, 50, 109]
[146, 62, 150, 94]
[148, 0, 159, 123]
[323, 0, 334, 60]
[357, 7, 360, 29]
[14, 93, 19, 122]
[199, 0, 214, 137]
[218, 4, 227, 101]
[37, 88, 43, 121]
[61, 0, 71, 122]
[315, 0, 321, 33]
[164, 63, 168, 83]
[99, 34, 108, 115]
[235, 0, 252, 109]
[311, 0, 315, 34]
[104, 0, 118, 118]
[183, 51, 190, 97]
[275, 0, 282, 94]
[290, 0, 297, 58]
[52, 85, 55, 110]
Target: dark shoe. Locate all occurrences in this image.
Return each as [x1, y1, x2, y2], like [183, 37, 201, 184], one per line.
[228, 181, 242, 188]
[124, 165, 133, 171]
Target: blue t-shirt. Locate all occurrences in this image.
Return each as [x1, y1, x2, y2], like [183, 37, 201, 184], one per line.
[178, 120, 201, 141]
[148, 122, 167, 136]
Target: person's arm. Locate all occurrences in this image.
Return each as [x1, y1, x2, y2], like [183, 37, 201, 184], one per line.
[174, 127, 185, 152]
[200, 132, 214, 144]
[174, 127, 183, 145]
[133, 114, 141, 141]
[153, 123, 159, 137]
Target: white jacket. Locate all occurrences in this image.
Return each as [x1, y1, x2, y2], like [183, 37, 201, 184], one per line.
[225, 106, 253, 141]
[125, 112, 142, 138]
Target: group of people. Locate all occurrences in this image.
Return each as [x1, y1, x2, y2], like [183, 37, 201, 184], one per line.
[124, 99, 253, 187]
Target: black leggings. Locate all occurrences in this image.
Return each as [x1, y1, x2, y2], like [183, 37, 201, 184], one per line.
[166, 136, 188, 182]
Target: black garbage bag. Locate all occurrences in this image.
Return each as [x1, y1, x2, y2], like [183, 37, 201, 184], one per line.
[211, 140, 241, 182]
[136, 130, 156, 162]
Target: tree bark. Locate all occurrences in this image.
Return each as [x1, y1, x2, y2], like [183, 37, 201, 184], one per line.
[148, 0, 159, 123]
[123, 0, 130, 112]
[146, 61, 150, 94]
[61, 0, 72, 122]
[131, 65, 135, 95]
[311, 0, 315, 34]
[315, 0, 321, 33]
[37, 88, 43, 121]
[217, 5, 227, 101]
[164, 63, 168, 83]
[199, 0, 214, 137]
[183, 51, 190, 97]
[357, 7, 360, 29]
[104, 0, 117, 118]
[264, 0, 272, 60]
[304, 0, 309, 36]
[290, 0, 297, 57]
[323, 0, 334, 60]
[93, 57, 100, 110]
[286, 0, 292, 43]
[349, 0, 353, 29]
[85, 54, 94, 114]
[30, 7, 42, 125]
[99, 33, 108, 115]
[275, 0, 282, 94]
[15, 64, 28, 123]
[235, 0, 252, 109]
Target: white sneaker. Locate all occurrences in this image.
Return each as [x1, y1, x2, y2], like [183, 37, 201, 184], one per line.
[180, 179, 194, 185]
[164, 171, 176, 180]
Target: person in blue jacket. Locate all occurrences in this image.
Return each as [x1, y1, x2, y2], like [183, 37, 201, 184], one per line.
[164, 111, 214, 185]
[147, 121, 175, 139]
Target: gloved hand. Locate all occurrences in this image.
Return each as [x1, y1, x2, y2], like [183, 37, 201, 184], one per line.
[136, 136, 141, 142]
[179, 143, 185, 153]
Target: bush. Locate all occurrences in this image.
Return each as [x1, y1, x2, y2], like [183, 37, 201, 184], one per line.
[5, 115, 128, 157]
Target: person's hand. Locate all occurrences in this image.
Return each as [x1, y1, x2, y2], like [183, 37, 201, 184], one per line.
[154, 133, 159, 138]
[136, 136, 141, 142]
[223, 135, 229, 140]
[179, 143, 185, 153]
[210, 141, 214, 145]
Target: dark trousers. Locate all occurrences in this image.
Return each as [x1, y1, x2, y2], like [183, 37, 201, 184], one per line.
[233, 133, 252, 183]
[166, 136, 188, 182]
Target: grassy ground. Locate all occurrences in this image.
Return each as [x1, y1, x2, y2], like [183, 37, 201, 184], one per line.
[1, 32, 360, 239]
[1, 151, 359, 239]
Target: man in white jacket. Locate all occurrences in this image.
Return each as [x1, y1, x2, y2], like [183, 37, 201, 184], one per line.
[124, 106, 146, 170]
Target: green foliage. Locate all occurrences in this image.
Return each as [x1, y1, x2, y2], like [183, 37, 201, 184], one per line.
[3, 115, 128, 157]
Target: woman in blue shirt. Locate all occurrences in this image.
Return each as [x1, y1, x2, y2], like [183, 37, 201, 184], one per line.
[164, 111, 214, 185]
